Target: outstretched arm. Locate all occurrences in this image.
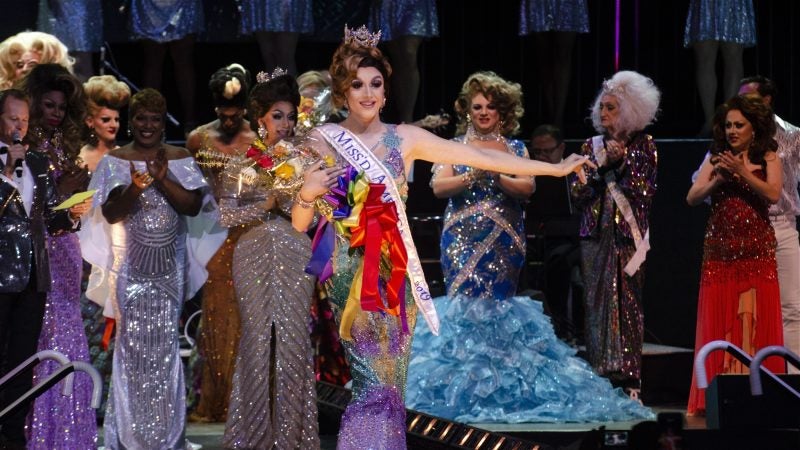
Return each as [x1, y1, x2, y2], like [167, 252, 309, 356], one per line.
[399, 125, 591, 179]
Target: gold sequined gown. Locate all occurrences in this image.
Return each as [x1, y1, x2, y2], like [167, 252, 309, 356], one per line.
[220, 188, 319, 449]
[194, 131, 255, 422]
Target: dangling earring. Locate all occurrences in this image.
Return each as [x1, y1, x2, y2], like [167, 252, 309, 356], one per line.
[380, 97, 386, 113]
[258, 124, 268, 140]
[89, 127, 97, 145]
[127, 124, 132, 138]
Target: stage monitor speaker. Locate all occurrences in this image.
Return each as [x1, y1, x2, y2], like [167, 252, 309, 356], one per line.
[705, 374, 800, 429]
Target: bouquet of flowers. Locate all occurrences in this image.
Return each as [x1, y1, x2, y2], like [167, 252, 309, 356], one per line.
[197, 136, 335, 217]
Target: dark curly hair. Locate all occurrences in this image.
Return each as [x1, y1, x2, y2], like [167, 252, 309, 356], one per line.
[129, 88, 167, 118]
[247, 74, 299, 133]
[209, 63, 250, 108]
[329, 42, 392, 110]
[711, 94, 777, 166]
[18, 63, 86, 159]
[453, 71, 524, 136]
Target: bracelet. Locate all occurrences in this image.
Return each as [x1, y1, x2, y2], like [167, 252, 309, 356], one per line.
[295, 192, 316, 209]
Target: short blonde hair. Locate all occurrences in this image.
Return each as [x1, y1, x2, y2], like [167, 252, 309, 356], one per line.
[453, 71, 524, 136]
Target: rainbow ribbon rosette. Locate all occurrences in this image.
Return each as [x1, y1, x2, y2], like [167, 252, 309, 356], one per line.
[305, 166, 409, 340]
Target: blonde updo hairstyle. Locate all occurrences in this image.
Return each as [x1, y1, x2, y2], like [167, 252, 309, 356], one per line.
[453, 71, 524, 136]
[84, 75, 131, 117]
[329, 42, 392, 110]
[83, 75, 131, 142]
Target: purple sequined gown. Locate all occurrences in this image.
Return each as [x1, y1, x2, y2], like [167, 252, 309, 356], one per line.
[28, 144, 97, 449]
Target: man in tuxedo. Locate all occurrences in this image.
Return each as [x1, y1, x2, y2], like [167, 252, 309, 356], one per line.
[0, 89, 85, 449]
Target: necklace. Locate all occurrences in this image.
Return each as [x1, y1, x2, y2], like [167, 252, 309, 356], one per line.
[466, 122, 504, 143]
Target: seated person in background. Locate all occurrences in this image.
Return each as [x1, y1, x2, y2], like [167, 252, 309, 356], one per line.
[529, 124, 583, 344]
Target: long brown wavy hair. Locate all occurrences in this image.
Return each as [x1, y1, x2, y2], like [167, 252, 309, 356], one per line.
[711, 94, 777, 165]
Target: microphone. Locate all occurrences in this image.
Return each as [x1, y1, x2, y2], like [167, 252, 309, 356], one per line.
[12, 131, 22, 177]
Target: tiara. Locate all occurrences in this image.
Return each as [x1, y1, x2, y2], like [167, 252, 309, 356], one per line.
[343, 24, 381, 48]
[602, 80, 625, 96]
[256, 67, 288, 84]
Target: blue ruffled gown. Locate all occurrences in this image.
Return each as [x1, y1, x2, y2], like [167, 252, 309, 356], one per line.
[405, 137, 654, 423]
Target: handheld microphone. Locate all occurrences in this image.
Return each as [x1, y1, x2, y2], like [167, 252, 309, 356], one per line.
[12, 131, 22, 177]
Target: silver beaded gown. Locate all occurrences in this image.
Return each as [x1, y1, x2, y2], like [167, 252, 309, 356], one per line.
[220, 183, 319, 449]
[80, 156, 224, 450]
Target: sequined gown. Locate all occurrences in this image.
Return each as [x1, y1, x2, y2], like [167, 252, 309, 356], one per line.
[368, 0, 439, 41]
[684, 0, 756, 47]
[687, 169, 784, 415]
[316, 125, 417, 450]
[570, 133, 657, 388]
[221, 185, 319, 448]
[519, 0, 590, 35]
[130, 0, 204, 42]
[192, 131, 253, 422]
[405, 137, 653, 423]
[239, 0, 314, 34]
[83, 156, 215, 450]
[37, 0, 103, 51]
[28, 143, 97, 450]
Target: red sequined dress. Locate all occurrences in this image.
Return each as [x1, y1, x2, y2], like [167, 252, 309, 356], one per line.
[688, 169, 784, 415]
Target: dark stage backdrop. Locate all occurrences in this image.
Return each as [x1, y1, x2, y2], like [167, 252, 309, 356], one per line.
[1, 0, 796, 347]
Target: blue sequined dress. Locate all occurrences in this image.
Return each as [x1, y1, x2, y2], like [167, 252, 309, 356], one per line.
[80, 156, 224, 450]
[37, 0, 103, 52]
[239, 0, 314, 34]
[405, 137, 653, 423]
[368, 0, 439, 41]
[684, 0, 756, 47]
[130, 0, 204, 42]
[519, 0, 590, 35]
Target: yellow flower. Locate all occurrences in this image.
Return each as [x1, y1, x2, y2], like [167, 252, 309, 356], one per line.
[323, 155, 336, 167]
[274, 162, 295, 179]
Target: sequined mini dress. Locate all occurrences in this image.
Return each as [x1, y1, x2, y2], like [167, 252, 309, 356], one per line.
[687, 168, 784, 415]
[684, 0, 756, 47]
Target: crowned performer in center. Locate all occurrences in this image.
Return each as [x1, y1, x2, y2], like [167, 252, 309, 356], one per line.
[288, 26, 592, 449]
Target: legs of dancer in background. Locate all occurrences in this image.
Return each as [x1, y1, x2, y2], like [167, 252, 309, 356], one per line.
[141, 36, 198, 136]
[254, 31, 300, 75]
[720, 42, 744, 104]
[692, 40, 719, 136]
[534, 31, 577, 129]
[169, 35, 198, 134]
[385, 35, 423, 125]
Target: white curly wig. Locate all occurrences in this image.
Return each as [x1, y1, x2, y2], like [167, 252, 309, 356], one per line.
[590, 70, 660, 136]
